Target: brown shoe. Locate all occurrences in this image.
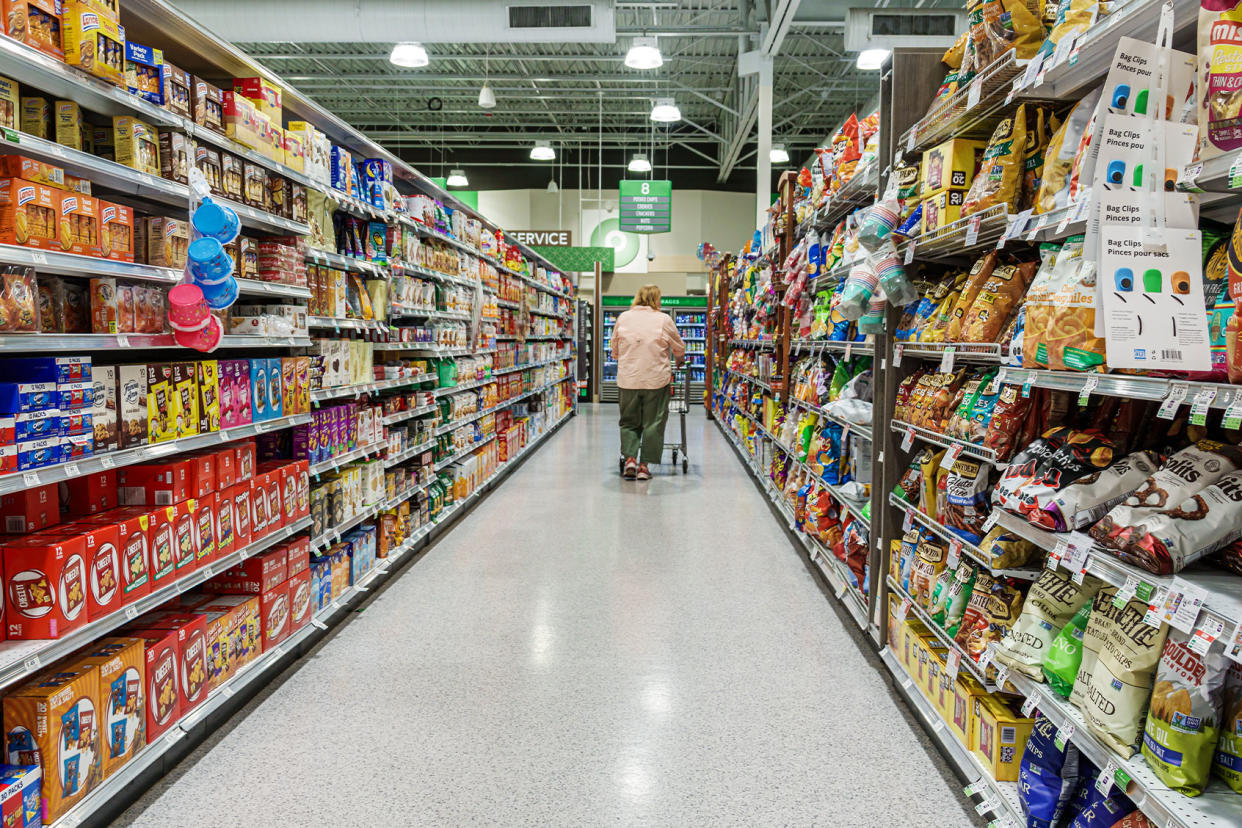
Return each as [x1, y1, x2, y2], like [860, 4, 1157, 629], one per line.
[623, 457, 637, 479]
[636, 463, 651, 480]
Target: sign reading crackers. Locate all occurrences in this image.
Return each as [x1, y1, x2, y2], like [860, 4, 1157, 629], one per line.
[619, 180, 672, 233]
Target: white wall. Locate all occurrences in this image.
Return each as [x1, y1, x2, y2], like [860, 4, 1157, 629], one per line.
[477, 188, 755, 297]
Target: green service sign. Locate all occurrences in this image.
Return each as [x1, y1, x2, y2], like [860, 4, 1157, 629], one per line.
[619, 179, 672, 233]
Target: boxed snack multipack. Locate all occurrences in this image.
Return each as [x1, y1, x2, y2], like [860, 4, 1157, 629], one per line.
[0, 177, 60, 250]
[61, 0, 124, 87]
[123, 41, 162, 105]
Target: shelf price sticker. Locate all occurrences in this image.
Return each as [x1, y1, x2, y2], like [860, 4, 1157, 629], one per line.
[1050, 538, 1069, 570]
[965, 215, 982, 247]
[1165, 578, 1209, 634]
[946, 649, 962, 681]
[975, 796, 998, 816]
[1113, 574, 1140, 608]
[964, 779, 987, 798]
[977, 644, 997, 674]
[940, 442, 964, 470]
[1077, 374, 1099, 407]
[904, 239, 917, 265]
[1190, 387, 1217, 426]
[1051, 33, 1077, 70]
[1096, 760, 1120, 795]
[983, 511, 1000, 534]
[901, 426, 916, 452]
[994, 662, 1010, 690]
[1054, 722, 1075, 751]
[1230, 152, 1242, 189]
[1022, 52, 1046, 88]
[940, 345, 957, 372]
[947, 537, 963, 569]
[1188, 616, 1226, 656]
[1022, 695, 1039, 718]
[897, 597, 911, 623]
[1027, 215, 1048, 241]
[1158, 382, 1189, 419]
[1226, 621, 1242, 666]
[903, 508, 915, 533]
[1224, 392, 1242, 430]
[1142, 585, 1170, 628]
[893, 343, 904, 367]
[1021, 371, 1035, 398]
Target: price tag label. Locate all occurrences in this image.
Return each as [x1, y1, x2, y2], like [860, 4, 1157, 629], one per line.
[1009, 209, 1032, 240]
[1057, 208, 1073, 235]
[977, 646, 996, 674]
[946, 649, 962, 681]
[1055, 723, 1075, 750]
[21, 472, 39, 487]
[1143, 586, 1169, 628]
[1189, 616, 1226, 655]
[902, 426, 916, 452]
[940, 346, 956, 372]
[1022, 52, 1045, 88]
[1073, 196, 1091, 223]
[1078, 374, 1099, 407]
[940, 442, 964, 470]
[844, 342, 853, 359]
[1052, 32, 1077, 68]
[994, 663, 1010, 689]
[893, 343, 904, 367]
[29, 251, 46, 265]
[1167, 579, 1209, 634]
[1230, 153, 1242, 189]
[903, 508, 915, 532]
[904, 239, 916, 265]
[62, 462, 80, 478]
[897, 597, 911, 622]
[1027, 215, 1048, 241]
[1022, 371, 1035, 398]
[1096, 760, 1119, 795]
[965, 215, 982, 247]
[975, 796, 998, 816]
[966, 80, 982, 110]
[116, 335, 129, 348]
[1158, 383, 1189, 419]
[1191, 387, 1217, 426]
[1022, 695, 1039, 718]
[221, 685, 236, 699]
[964, 780, 987, 797]
[124, 605, 138, 620]
[907, 131, 917, 153]
[1071, 551, 1090, 585]
[947, 538, 963, 569]
[1113, 574, 1140, 608]
[1223, 392, 1242, 430]
[100, 454, 116, 470]
[983, 511, 999, 534]
[22, 655, 40, 673]
[1050, 538, 1068, 569]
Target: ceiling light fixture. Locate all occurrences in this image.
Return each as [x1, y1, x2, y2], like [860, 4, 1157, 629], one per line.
[856, 48, 889, 71]
[389, 42, 429, 68]
[478, 83, 496, 109]
[628, 153, 652, 173]
[530, 140, 556, 161]
[650, 97, 681, 123]
[625, 36, 663, 70]
[446, 169, 468, 187]
[547, 178, 559, 193]
[770, 144, 790, 164]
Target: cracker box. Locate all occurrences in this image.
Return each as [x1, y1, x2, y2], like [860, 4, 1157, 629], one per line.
[123, 41, 162, 104]
[212, 445, 235, 490]
[98, 198, 133, 262]
[191, 491, 216, 567]
[198, 594, 260, 690]
[0, 177, 60, 250]
[213, 486, 235, 560]
[116, 364, 147, 449]
[161, 61, 191, 118]
[131, 628, 180, 742]
[287, 566, 311, 633]
[0, 76, 16, 131]
[62, 1, 124, 88]
[112, 116, 160, 177]
[64, 469, 118, 517]
[145, 503, 175, 588]
[259, 580, 289, 651]
[58, 521, 122, 621]
[76, 507, 151, 602]
[59, 192, 100, 257]
[229, 483, 252, 551]
[18, 96, 49, 139]
[118, 457, 191, 506]
[0, 483, 56, 533]
[3, 665, 100, 821]
[3, 0, 63, 60]
[0, 764, 41, 828]
[66, 173, 90, 193]
[2, 532, 88, 638]
[54, 99, 86, 151]
[192, 76, 224, 134]
[89, 364, 118, 451]
[232, 77, 282, 123]
[72, 637, 145, 778]
[184, 453, 214, 500]
[170, 501, 196, 575]
[212, 546, 286, 595]
[157, 129, 189, 184]
[145, 363, 175, 444]
[196, 360, 220, 434]
[130, 613, 207, 716]
[172, 362, 198, 438]
[949, 673, 988, 751]
[0, 155, 64, 189]
[972, 694, 1034, 783]
[920, 137, 987, 197]
[920, 189, 967, 236]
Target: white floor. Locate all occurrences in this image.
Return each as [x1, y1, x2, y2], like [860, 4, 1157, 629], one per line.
[118, 406, 977, 826]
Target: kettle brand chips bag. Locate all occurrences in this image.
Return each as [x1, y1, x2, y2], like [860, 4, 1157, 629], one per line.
[1142, 629, 1230, 796]
[996, 566, 1103, 678]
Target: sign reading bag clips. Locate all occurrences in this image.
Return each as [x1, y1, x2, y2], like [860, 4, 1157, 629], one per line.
[619, 179, 672, 233]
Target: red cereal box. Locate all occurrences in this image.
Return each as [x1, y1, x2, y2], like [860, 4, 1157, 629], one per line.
[118, 458, 192, 507]
[2, 533, 88, 639]
[56, 522, 122, 621]
[192, 492, 216, 568]
[259, 580, 289, 651]
[63, 470, 118, 518]
[229, 483, 252, 550]
[287, 567, 311, 633]
[0, 483, 57, 533]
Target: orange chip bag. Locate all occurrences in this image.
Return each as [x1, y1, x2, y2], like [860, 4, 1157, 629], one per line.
[964, 105, 1028, 216]
[960, 259, 1038, 343]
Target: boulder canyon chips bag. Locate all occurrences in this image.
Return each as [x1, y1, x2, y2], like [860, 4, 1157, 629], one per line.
[979, 524, 1041, 569]
[1214, 660, 1242, 793]
[995, 566, 1103, 678]
[1045, 601, 1092, 698]
[1077, 587, 1171, 757]
[1142, 629, 1230, 796]
[1020, 713, 1083, 828]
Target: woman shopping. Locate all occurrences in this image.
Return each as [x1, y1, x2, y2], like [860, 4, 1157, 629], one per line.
[610, 284, 686, 480]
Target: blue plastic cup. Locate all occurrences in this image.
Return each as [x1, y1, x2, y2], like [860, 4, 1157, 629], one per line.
[192, 197, 241, 243]
[188, 237, 234, 281]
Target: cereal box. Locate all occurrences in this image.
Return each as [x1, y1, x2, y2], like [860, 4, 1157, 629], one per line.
[0, 177, 61, 250]
[3, 1, 63, 60]
[62, 1, 124, 87]
[19, 96, 49, 138]
[3, 665, 101, 821]
[113, 116, 160, 176]
[116, 364, 147, 449]
[71, 637, 145, 778]
[1, 532, 88, 638]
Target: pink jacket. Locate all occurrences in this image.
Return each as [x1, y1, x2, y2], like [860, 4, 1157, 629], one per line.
[610, 305, 686, 389]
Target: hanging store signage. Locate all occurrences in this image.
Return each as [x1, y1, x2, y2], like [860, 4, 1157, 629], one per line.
[511, 230, 573, 246]
[619, 180, 672, 233]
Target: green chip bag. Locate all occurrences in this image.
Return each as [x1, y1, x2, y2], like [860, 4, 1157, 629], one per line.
[1043, 601, 1090, 698]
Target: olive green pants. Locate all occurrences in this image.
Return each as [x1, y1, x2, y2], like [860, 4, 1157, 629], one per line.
[618, 385, 670, 464]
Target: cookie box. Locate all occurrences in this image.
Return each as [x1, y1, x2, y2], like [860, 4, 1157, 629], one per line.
[192, 76, 224, 135]
[98, 199, 133, 262]
[116, 364, 147, 449]
[62, 1, 124, 88]
[3, 0, 64, 61]
[0, 177, 61, 250]
[161, 60, 190, 119]
[123, 41, 162, 105]
[0, 76, 15, 131]
[19, 96, 49, 139]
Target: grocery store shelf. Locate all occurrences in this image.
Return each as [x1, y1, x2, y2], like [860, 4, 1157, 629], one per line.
[381, 403, 437, 425]
[493, 353, 572, 375]
[435, 434, 497, 470]
[0, 413, 311, 496]
[894, 342, 1004, 366]
[390, 306, 472, 321]
[998, 368, 1242, 413]
[891, 494, 1040, 581]
[815, 164, 879, 228]
[434, 386, 548, 436]
[0, 516, 309, 695]
[434, 375, 495, 397]
[307, 316, 387, 332]
[305, 248, 387, 277]
[309, 373, 432, 403]
[789, 338, 874, 357]
[879, 647, 1025, 827]
[0, 333, 312, 351]
[308, 441, 384, 476]
[892, 419, 1001, 465]
[373, 341, 470, 354]
[788, 397, 874, 442]
[722, 368, 774, 394]
[383, 439, 437, 468]
[898, 51, 1027, 155]
[394, 261, 478, 288]
[728, 339, 777, 350]
[887, 576, 1000, 692]
[901, 204, 1010, 262]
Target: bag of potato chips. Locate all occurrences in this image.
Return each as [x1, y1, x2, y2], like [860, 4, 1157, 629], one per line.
[964, 106, 1028, 216]
[1214, 660, 1242, 793]
[1199, 0, 1242, 161]
[1044, 602, 1091, 698]
[995, 566, 1103, 678]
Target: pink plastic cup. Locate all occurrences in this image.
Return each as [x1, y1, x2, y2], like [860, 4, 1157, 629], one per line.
[167, 284, 209, 330]
[174, 313, 222, 353]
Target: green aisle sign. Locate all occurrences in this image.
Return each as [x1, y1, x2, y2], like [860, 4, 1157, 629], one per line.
[619, 179, 672, 233]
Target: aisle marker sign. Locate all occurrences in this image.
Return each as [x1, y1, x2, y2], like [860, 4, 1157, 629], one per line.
[619, 180, 672, 233]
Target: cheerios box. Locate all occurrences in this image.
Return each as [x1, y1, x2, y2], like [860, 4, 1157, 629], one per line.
[0, 177, 62, 250]
[71, 637, 146, 779]
[3, 663, 100, 822]
[2, 533, 88, 639]
[972, 694, 1034, 783]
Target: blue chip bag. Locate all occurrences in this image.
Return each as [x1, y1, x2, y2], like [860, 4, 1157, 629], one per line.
[1064, 758, 1137, 828]
[1019, 713, 1081, 828]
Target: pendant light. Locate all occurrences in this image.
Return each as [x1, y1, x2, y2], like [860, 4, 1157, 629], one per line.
[650, 98, 680, 123]
[478, 49, 496, 108]
[389, 42, 429, 68]
[769, 144, 790, 164]
[446, 169, 468, 187]
[530, 141, 555, 161]
[856, 48, 889, 70]
[628, 153, 652, 173]
[625, 36, 663, 70]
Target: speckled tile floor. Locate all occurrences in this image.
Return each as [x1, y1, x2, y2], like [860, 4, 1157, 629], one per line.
[117, 405, 978, 827]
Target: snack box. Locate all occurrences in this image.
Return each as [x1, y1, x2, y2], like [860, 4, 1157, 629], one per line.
[234, 440, 255, 482]
[196, 594, 260, 690]
[128, 628, 180, 742]
[0, 77, 14, 133]
[127, 613, 207, 716]
[1, 532, 88, 638]
[221, 152, 243, 203]
[64, 469, 118, 518]
[221, 91, 262, 152]
[0, 177, 61, 250]
[210, 546, 286, 595]
[3, 0, 64, 61]
[194, 145, 222, 194]
[98, 198, 133, 262]
[171, 362, 198, 439]
[161, 61, 191, 119]
[283, 130, 304, 173]
[228, 482, 252, 551]
[62, 1, 124, 88]
[196, 360, 220, 435]
[90, 364, 118, 452]
[920, 137, 987, 198]
[232, 76, 281, 123]
[118, 457, 192, 507]
[113, 116, 160, 177]
[54, 99, 88, 151]
[169, 501, 197, 575]
[49, 521, 122, 621]
[191, 491, 216, 568]
[258, 580, 289, 651]
[71, 637, 146, 778]
[2, 665, 99, 821]
[145, 363, 176, 444]
[0, 356, 88, 385]
[972, 694, 1034, 783]
[158, 129, 189, 184]
[75, 507, 151, 601]
[59, 192, 100, 257]
[920, 189, 967, 236]
[123, 41, 163, 105]
[287, 566, 311, 634]
[249, 358, 272, 422]
[145, 502, 176, 588]
[218, 359, 251, 429]
[949, 673, 988, 751]
[0, 483, 57, 533]
[0, 381, 55, 415]
[116, 363, 147, 449]
[213, 485, 235, 561]
[192, 76, 224, 134]
[0, 155, 63, 189]
[0, 765, 41, 828]
[266, 357, 284, 420]
[248, 473, 269, 538]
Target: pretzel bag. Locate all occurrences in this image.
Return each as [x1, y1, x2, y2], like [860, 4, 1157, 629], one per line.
[1032, 450, 1162, 532]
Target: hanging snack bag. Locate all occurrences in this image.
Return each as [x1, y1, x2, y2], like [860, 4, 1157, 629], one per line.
[960, 259, 1039, 343]
[1020, 107, 1060, 212]
[946, 253, 998, 341]
[963, 105, 1028, 216]
[1033, 450, 1162, 532]
[1199, 0, 1242, 160]
[920, 448, 946, 516]
[1142, 629, 1230, 796]
[1077, 587, 1171, 757]
[1019, 713, 1083, 828]
[953, 571, 1026, 659]
[1037, 89, 1102, 214]
[1012, 429, 1117, 520]
[995, 566, 1103, 678]
[979, 524, 1041, 569]
[941, 458, 993, 543]
[1215, 660, 1242, 793]
[1044, 602, 1091, 698]
[983, 0, 1045, 62]
[1044, 237, 1105, 372]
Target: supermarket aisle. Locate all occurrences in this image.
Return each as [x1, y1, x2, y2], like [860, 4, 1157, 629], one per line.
[120, 406, 976, 827]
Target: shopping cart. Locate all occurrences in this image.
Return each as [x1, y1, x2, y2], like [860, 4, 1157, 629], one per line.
[617, 363, 690, 475]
